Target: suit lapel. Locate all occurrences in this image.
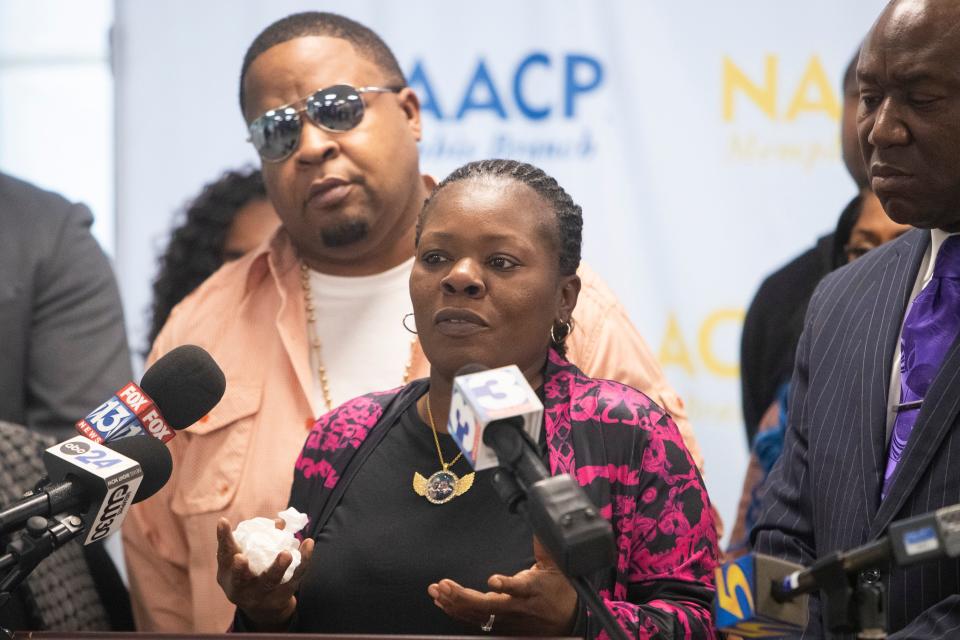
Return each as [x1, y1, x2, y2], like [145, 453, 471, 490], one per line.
[859, 231, 930, 522]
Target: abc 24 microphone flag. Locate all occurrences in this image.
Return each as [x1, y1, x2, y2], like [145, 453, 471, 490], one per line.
[714, 554, 808, 638]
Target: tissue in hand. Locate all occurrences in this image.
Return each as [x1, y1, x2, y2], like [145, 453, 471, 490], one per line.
[233, 507, 309, 583]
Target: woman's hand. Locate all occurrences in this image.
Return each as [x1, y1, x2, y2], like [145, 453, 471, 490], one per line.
[215, 517, 314, 631]
[427, 537, 577, 636]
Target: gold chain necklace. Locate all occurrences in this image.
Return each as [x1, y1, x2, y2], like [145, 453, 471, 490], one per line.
[299, 262, 416, 413]
[412, 394, 475, 504]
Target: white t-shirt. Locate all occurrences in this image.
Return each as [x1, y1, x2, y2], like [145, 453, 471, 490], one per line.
[306, 257, 416, 413]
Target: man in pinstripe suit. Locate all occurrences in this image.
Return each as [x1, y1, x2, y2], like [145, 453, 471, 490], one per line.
[752, 0, 960, 636]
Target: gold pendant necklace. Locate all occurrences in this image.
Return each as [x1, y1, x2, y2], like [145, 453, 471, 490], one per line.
[413, 394, 475, 504]
[300, 262, 416, 413]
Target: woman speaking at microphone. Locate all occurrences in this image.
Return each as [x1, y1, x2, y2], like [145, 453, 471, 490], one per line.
[215, 159, 719, 638]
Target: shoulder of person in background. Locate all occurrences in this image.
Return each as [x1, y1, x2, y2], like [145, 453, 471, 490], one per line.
[569, 261, 703, 472]
[0, 172, 132, 441]
[740, 231, 835, 439]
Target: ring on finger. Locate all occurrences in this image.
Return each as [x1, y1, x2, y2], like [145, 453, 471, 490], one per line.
[481, 614, 495, 632]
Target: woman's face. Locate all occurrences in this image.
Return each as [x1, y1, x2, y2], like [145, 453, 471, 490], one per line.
[222, 198, 281, 261]
[410, 178, 579, 381]
[845, 190, 912, 263]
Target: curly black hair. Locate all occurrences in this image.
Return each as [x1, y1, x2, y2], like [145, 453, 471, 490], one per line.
[239, 11, 406, 115]
[146, 168, 267, 351]
[417, 159, 583, 355]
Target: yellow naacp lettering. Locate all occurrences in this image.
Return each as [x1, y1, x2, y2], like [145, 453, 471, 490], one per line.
[723, 54, 840, 122]
[658, 313, 695, 375]
[785, 55, 840, 121]
[715, 564, 754, 620]
[699, 309, 744, 378]
[723, 55, 777, 121]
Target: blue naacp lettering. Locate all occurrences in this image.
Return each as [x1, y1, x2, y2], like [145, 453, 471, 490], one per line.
[457, 60, 507, 120]
[563, 54, 603, 118]
[408, 62, 443, 120]
[408, 52, 604, 121]
[514, 53, 550, 120]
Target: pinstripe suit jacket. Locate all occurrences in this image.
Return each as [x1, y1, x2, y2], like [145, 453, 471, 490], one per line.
[752, 228, 960, 638]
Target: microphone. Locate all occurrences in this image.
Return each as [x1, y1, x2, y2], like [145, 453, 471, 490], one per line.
[777, 503, 960, 600]
[75, 344, 225, 444]
[446, 364, 625, 640]
[713, 553, 808, 637]
[715, 504, 960, 637]
[0, 435, 172, 544]
[446, 363, 544, 471]
[446, 364, 615, 577]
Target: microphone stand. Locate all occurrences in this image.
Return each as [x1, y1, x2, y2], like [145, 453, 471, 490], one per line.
[763, 502, 960, 638]
[487, 430, 630, 640]
[0, 514, 85, 639]
[773, 548, 888, 639]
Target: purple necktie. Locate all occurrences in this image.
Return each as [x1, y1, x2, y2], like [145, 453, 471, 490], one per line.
[883, 235, 960, 499]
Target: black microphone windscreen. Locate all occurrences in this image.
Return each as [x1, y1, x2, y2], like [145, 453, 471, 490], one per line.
[106, 435, 173, 503]
[141, 344, 226, 429]
[455, 363, 488, 377]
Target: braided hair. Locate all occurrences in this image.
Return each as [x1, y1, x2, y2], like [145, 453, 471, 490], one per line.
[418, 159, 583, 355]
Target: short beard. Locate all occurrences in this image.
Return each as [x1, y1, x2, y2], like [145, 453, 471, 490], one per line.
[320, 220, 369, 247]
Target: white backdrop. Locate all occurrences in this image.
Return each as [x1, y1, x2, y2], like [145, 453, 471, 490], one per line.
[113, 0, 887, 540]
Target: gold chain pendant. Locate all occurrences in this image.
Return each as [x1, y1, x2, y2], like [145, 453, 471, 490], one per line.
[413, 465, 475, 504]
[412, 393, 474, 503]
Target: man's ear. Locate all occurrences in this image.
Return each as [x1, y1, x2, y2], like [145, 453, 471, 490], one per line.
[397, 87, 423, 142]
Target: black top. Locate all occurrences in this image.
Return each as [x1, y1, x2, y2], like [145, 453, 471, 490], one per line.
[739, 194, 864, 444]
[294, 398, 535, 634]
[740, 232, 834, 443]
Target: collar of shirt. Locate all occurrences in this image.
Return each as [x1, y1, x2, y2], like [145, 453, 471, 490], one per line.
[922, 228, 960, 287]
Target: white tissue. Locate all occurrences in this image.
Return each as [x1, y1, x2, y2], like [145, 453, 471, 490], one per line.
[233, 508, 308, 583]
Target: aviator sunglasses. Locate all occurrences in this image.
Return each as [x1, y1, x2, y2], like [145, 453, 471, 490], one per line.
[247, 84, 403, 162]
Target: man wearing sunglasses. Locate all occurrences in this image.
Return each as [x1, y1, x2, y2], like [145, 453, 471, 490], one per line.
[123, 11, 709, 632]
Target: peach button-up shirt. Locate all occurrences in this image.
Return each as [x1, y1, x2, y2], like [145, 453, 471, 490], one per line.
[123, 228, 704, 632]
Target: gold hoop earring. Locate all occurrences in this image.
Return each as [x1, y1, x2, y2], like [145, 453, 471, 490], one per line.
[550, 319, 572, 344]
[402, 313, 418, 335]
